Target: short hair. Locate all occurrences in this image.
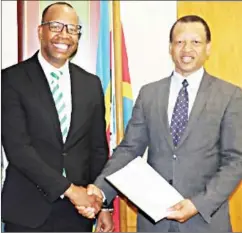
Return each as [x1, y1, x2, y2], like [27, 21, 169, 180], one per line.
[41, 2, 74, 23]
[169, 15, 211, 43]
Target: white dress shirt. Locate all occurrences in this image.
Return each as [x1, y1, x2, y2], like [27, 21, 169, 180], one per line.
[38, 51, 72, 143]
[168, 67, 204, 125]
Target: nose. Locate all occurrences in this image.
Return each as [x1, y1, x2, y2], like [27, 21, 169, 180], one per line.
[59, 25, 69, 37]
[183, 41, 192, 51]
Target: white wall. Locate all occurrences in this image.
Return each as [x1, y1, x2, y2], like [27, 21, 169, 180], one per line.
[1, 1, 18, 69]
[1, 1, 18, 184]
[121, 1, 177, 101]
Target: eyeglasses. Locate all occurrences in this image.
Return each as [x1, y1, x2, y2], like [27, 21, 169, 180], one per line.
[41, 21, 82, 35]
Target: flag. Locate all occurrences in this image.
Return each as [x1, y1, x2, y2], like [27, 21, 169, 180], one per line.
[95, 1, 134, 231]
[111, 2, 135, 231]
[96, 1, 111, 143]
[120, 25, 133, 129]
[95, 1, 120, 232]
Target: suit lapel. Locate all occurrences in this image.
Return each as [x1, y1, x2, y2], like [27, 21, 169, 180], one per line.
[157, 75, 175, 150]
[25, 52, 62, 143]
[176, 71, 214, 148]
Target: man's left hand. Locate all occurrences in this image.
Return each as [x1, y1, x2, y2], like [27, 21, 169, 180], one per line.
[95, 210, 114, 232]
[166, 199, 198, 223]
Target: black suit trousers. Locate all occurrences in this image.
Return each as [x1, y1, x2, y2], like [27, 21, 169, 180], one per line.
[4, 198, 94, 232]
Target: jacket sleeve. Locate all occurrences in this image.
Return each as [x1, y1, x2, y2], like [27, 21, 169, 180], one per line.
[94, 86, 149, 204]
[190, 87, 242, 223]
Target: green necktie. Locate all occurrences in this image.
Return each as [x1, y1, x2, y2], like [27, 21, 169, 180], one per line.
[50, 71, 68, 177]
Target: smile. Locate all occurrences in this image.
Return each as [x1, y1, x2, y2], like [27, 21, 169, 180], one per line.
[181, 56, 194, 63]
[53, 43, 69, 51]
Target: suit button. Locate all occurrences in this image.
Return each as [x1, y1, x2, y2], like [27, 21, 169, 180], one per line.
[169, 179, 173, 185]
[62, 152, 67, 156]
[173, 154, 177, 160]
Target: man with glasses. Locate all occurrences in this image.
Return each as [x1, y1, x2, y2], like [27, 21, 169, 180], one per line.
[41, 21, 82, 37]
[1, 2, 113, 232]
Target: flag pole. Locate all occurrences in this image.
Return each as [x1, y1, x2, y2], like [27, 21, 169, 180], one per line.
[112, 1, 127, 232]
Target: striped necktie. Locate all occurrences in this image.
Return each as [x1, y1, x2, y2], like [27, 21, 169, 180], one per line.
[50, 71, 68, 177]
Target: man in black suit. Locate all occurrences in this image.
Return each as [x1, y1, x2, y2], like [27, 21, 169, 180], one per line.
[1, 2, 113, 232]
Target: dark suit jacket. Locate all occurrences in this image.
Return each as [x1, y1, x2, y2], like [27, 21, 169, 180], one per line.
[1, 51, 109, 228]
[94, 71, 242, 231]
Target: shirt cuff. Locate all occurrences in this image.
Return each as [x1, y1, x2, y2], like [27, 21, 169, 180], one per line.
[101, 190, 106, 202]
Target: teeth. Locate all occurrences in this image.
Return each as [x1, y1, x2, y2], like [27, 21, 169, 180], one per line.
[182, 56, 193, 63]
[53, 43, 68, 50]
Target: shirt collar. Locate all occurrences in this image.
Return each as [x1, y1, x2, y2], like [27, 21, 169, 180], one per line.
[172, 67, 204, 89]
[37, 50, 69, 78]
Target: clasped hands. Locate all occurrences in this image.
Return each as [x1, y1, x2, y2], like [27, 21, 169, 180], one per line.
[64, 184, 104, 218]
[65, 184, 114, 232]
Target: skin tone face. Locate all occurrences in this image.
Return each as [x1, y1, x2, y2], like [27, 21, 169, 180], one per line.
[38, 4, 79, 68]
[169, 22, 211, 77]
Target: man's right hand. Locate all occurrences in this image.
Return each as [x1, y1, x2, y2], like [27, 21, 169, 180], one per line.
[87, 184, 104, 200]
[76, 184, 105, 219]
[64, 184, 102, 214]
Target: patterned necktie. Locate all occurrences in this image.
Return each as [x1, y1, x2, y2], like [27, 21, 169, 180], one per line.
[50, 71, 68, 177]
[170, 79, 189, 147]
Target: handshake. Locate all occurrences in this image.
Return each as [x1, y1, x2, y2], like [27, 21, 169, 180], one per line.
[64, 183, 105, 218]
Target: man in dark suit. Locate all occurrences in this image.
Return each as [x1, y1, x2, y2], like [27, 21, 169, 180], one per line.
[1, 2, 113, 232]
[79, 15, 242, 231]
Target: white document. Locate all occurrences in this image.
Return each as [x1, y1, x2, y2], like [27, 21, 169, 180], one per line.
[105, 156, 184, 222]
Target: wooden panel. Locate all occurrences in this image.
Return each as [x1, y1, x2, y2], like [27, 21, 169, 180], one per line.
[126, 199, 137, 232]
[178, 2, 242, 231]
[119, 195, 137, 232]
[17, 1, 39, 61]
[17, 0, 24, 62]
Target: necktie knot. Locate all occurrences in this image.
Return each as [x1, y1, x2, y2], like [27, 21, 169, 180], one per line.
[182, 79, 189, 88]
[182, 79, 188, 88]
[50, 71, 63, 80]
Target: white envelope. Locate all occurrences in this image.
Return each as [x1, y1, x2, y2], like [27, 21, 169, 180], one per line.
[105, 156, 184, 222]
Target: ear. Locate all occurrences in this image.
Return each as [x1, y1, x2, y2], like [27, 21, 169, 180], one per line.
[206, 42, 211, 56]
[38, 25, 42, 41]
[169, 43, 172, 55]
[78, 32, 81, 40]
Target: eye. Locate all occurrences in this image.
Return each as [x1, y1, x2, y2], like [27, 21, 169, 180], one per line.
[193, 40, 201, 45]
[68, 27, 76, 34]
[175, 40, 184, 45]
[50, 22, 62, 31]
[67, 25, 81, 35]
